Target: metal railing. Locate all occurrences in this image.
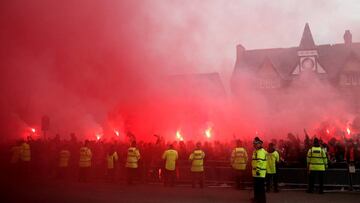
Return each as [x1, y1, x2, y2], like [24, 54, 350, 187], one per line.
[144, 160, 360, 188]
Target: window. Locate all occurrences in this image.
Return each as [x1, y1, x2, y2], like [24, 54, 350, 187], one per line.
[258, 79, 280, 89]
[344, 73, 360, 86]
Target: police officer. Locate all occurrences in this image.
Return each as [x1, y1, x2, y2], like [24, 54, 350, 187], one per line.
[266, 143, 280, 192]
[20, 139, 31, 180]
[58, 144, 71, 179]
[125, 141, 141, 185]
[10, 140, 22, 180]
[162, 143, 178, 187]
[79, 140, 92, 182]
[231, 139, 248, 189]
[252, 137, 267, 203]
[307, 138, 327, 194]
[189, 142, 205, 188]
[106, 145, 118, 182]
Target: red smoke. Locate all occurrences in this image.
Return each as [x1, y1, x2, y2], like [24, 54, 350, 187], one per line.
[0, 1, 358, 142]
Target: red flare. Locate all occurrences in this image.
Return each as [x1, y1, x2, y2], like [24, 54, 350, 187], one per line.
[205, 127, 212, 138]
[176, 130, 184, 141]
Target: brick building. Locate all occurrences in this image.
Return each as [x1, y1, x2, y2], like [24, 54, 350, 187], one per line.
[231, 23, 360, 112]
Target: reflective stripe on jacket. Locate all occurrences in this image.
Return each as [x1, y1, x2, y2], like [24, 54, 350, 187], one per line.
[162, 149, 178, 171]
[107, 152, 119, 169]
[307, 147, 327, 171]
[79, 147, 92, 168]
[252, 148, 267, 178]
[59, 150, 71, 167]
[126, 147, 140, 168]
[231, 147, 248, 170]
[11, 146, 22, 163]
[266, 150, 279, 174]
[20, 143, 31, 162]
[189, 150, 205, 172]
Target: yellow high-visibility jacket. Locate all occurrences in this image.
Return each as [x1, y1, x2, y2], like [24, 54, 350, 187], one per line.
[20, 143, 31, 162]
[125, 147, 140, 168]
[252, 148, 267, 178]
[189, 149, 205, 172]
[266, 150, 280, 174]
[307, 147, 327, 171]
[79, 147, 92, 168]
[11, 145, 22, 164]
[107, 152, 119, 169]
[59, 150, 71, 167]
[231, 147, 248, 170]
[162, 149, 178, 171]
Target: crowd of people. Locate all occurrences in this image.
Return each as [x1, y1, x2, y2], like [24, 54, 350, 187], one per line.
[1, 130, 359, 200]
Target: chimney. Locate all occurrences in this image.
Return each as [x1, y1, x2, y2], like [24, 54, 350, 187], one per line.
[344, 30, 352, 47]
[236, 44, 245, 63]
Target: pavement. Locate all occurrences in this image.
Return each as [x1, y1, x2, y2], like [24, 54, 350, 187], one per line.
[2, 181, 360, 203]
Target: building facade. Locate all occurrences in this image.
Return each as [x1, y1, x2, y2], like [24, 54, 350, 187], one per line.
[231, 23, 360, 113]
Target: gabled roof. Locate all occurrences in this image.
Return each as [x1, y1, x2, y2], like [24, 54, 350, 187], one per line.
[338, 51, 360, 72]
[233, 23, 360, 81]
[234, 47, 298, 80]
[257, 57, 282, 78]
[317, 43, 360, 77]
[299, 23, 316, 50]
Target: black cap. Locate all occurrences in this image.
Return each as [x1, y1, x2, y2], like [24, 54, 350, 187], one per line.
[313, 138, 319, 146]
[253, 137, 263, 144]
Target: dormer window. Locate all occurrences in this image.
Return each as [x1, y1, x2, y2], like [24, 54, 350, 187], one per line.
[256, 58, 281, 89]
[291, 23, 327, 75]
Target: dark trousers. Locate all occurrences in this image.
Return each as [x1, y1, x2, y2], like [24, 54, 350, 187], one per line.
[164, 169, 176, 187]
[266, 173, 278, 192]
[191, 171, 204, 188]
[107, 168, 116, 182]
[126, 167, 137, 185]
[233, 170, 246, 189]
[57, 167, 69, 180]
[253, 177, 266, 203]
[10, 163, 20, 181]
[19, 161, 30, 181]
[308, 171, 324, 193]
[78, 167, 90, 182]
[348, 172, 354, 191]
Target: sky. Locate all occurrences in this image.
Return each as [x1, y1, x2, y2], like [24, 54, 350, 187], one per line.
[0, 0, 359, 141]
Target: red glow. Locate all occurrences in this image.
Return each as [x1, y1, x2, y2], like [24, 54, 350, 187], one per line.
[114, 130, 120, 137]
[158, 168, 162, 179]
[96, 134, 101, 140]
[1, 1, 359, 142]
[176, 130, 184, 141]
[205, 127, 212, 138]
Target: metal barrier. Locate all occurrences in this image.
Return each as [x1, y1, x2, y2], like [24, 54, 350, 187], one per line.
[150, 160, 360, 188]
